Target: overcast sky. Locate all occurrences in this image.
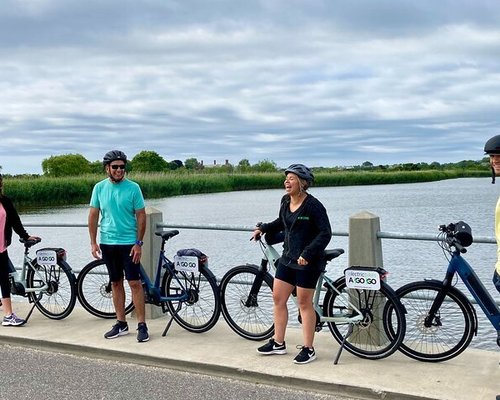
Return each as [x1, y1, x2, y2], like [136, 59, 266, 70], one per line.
[0, 0, 499, 174]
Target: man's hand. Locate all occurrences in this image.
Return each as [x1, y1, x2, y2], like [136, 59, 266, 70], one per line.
[130, 244, 142, 264]
[91, 243, 101, 260]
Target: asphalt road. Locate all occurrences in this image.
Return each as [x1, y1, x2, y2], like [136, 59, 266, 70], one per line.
[1, 344, 358, 400]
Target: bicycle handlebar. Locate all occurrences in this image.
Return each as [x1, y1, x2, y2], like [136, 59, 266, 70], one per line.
[439, 221, 473, 253]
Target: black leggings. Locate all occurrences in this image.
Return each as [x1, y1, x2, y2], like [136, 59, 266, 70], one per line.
[0, 251, 11, 298]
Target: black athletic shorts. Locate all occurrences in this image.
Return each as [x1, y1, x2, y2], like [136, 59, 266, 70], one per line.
[275, 261, 322, 289]
[100, 244, 141, 282]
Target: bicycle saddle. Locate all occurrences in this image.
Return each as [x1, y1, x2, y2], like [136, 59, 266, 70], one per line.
[155, 230, 180, 241]
[19, 237, 42, 248]
[325, 248, 344, 261]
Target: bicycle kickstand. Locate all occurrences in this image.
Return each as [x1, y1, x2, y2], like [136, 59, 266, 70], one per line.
[161, 303, 182, 337]
[22, 295, 41, 325]
[333, 324, 354, 365]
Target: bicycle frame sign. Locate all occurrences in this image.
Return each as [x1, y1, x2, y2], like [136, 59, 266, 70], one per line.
[173, 255, 198, 273]
[36, 250, 57, 266]
[345, 268, 381, 290]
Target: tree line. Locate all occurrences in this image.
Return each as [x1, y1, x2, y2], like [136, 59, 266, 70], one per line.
[0, 150, 492, 178]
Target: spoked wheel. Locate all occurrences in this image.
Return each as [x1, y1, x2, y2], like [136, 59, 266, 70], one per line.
[219, 265, 274, 341]
[77, 259, 134, 319]
[393, 280, 476, 362]
[323, 279, 406, 360]
[27, 260, 77, 320]
[162, 268, 221, 333]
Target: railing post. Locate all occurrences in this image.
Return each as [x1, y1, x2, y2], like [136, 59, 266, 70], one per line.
[348, 210, 383, 268]
[141, 206, 163, 319]
[348, 211, 385, 345]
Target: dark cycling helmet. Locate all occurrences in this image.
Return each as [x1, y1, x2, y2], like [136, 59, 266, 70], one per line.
[284, 163, 314, 184]
[485, 136, 500, 184]
[103, 150, 127, 166]
[484, 135, 500, 155]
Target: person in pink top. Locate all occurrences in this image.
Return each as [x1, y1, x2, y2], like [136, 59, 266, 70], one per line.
[0, 173, 40, 326]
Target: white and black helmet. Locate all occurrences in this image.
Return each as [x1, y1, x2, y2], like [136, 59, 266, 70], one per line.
[103, 150, 127, 166]
[284, 163, 314, 184]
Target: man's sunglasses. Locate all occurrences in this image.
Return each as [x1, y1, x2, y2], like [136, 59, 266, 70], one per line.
[110, 165, 126, 170]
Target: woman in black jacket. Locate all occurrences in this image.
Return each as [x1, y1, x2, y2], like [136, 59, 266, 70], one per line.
[253, 164, 331, 364]
[0, 174, 39, 326]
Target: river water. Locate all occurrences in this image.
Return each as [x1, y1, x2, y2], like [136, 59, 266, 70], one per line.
[10, 177, 500, 350]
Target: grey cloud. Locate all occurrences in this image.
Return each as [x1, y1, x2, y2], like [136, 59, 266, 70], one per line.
[0, 0, 499, 174]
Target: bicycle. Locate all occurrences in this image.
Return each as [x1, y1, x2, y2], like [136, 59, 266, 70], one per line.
[390, 221, 500, 362]
[219, 233, 406, 362]
[2, 238, 77, 321]
[77, 229, 221, 335]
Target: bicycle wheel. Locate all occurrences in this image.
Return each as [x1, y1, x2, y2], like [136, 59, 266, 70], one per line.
[394, 280, 476, 362]
[162, 267, 221, 333]
[76, 259, 134, 319]
[220, 265, 274, 341]
[27, 260, 77, 320]
[323, 278, 406, 360]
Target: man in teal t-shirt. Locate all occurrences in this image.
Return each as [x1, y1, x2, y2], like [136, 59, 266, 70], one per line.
[88, 150, 148, 342]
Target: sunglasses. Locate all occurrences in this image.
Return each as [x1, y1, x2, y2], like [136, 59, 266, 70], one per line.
[110, 165, 126, 170]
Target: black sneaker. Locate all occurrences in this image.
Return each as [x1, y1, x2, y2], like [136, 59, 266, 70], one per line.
[104, 321, 129, 339]
[137, 322, 149, 342]
[293, 346, 316, 364]
[257, 339, 286, 355]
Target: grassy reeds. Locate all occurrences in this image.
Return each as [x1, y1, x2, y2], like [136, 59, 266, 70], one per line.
[3, 169, 488, 210]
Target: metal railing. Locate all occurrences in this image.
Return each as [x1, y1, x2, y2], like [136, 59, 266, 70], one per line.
[23, 220, 497, 297]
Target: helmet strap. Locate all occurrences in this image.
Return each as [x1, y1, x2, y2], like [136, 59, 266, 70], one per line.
[492, 165, 496, 184]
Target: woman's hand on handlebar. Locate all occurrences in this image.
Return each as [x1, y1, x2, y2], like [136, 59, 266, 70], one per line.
[251, 228, 263, 241]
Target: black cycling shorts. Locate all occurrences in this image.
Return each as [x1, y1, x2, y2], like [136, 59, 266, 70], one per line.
[100, 244, 141, 282]
[275, 261, 322, 289]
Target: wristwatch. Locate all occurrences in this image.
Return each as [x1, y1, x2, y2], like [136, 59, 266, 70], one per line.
[135, 240, 144, 247]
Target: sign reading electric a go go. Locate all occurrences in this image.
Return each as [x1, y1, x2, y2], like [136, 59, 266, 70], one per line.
[345, 268, 381, 290]
[36, 250, 57, 266]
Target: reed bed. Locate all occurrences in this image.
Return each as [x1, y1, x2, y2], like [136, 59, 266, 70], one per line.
[3, 169, 488, 210]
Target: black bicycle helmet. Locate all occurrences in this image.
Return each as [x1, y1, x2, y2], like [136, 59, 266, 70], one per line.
[485, 135, 500, 155]
[485, 135, 500, 184]
[284, 163, 314, 183]
[103, 150, 127, 166]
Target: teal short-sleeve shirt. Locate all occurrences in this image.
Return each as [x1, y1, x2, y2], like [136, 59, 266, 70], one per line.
[90, 178, 145, 245]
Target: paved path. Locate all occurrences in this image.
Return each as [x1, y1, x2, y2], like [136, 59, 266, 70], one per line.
[1, 304, 499, 400]
[0, 343, 357, 400]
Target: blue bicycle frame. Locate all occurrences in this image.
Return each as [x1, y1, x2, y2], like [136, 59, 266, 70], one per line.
[427, 248, 500, 343]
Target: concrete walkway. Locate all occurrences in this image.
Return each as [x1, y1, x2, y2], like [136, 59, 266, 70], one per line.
[1, 303, 499, 400]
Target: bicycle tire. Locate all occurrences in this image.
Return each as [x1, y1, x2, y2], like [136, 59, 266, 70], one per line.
[323, 278, 406, 360]
[162, 267, 221, 333]
[219, 265, 274, 341]
[27, 259, 77, 320]
[76, 259, 134, 319]
[394, 280, 476, 362]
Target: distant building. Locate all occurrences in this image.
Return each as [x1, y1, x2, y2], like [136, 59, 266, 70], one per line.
[201, 160, 230, 168]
